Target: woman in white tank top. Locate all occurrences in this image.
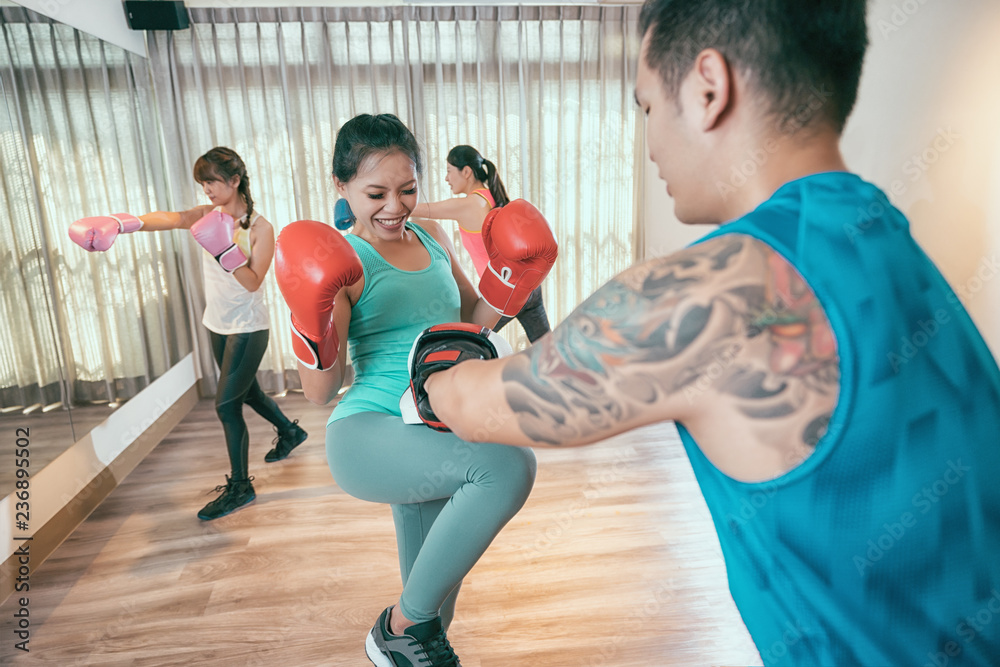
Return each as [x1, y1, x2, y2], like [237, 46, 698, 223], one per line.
[98, 147, 307, 520]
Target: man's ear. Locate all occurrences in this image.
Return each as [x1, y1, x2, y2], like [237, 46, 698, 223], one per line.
[691, 48, 732, 131]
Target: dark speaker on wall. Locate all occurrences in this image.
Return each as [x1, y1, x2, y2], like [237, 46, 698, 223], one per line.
[123, 1, 190, 31]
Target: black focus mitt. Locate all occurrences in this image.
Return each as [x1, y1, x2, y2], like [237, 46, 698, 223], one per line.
[400, 322, 513, 431]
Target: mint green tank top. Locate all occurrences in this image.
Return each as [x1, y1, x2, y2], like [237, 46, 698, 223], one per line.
[329, 222, 461, 424]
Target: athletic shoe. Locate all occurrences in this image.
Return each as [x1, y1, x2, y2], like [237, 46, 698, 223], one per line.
[264, 419, 308, 462]
[197, 475, 255, 520]
[365, 606, 461, 667]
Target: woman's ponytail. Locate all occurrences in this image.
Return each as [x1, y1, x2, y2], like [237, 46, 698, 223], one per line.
[447, 145, 510, 208]
[238, 176, 254, 229]
[482, 158, 510, 208]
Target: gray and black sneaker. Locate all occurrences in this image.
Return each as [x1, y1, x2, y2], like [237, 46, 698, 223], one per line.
[197, 475, 255, 520]
[264, 420, 308, 462]
[365, 606, 461, 667]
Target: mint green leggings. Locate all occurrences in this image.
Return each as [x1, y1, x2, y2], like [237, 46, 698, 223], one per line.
[326, 411, 536, 627]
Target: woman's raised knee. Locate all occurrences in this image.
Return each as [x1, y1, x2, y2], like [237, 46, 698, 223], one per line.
[471, 443, 537, 497]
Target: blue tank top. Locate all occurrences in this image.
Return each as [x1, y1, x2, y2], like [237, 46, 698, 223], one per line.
[679, 172, 1000, 665]
[329, 222, 461, 424]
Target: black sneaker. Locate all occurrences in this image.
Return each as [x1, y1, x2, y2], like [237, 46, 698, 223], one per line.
[197, 475, 256, 520]
[264, 420, 308, 462]
[365, 606, 461, 667]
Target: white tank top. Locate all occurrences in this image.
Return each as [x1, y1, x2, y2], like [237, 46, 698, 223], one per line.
[200, 207, 271, 335]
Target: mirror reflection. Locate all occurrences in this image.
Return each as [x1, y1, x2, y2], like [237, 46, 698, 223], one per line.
[0, 9, 193, 498]
[0, 67, 81, 497]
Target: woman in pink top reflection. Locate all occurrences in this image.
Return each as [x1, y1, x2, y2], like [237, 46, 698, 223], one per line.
[412, 145, 551, 342]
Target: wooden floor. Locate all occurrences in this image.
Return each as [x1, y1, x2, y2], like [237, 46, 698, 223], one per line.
[1, 395, 762, 666]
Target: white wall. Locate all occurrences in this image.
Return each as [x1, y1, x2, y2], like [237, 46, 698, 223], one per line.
[13, 0, 144, 56]
[642, 0, 1000, 357]
[846, 0, 1000, 356]
[641, 150, 705, 258]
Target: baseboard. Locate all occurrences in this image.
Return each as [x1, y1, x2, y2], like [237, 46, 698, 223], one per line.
[0, 356, 199, 606]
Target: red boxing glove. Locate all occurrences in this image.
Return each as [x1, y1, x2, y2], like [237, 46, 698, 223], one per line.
[274, 220, 363, 371]
[68, 213, 143, 252]
[479, 199, 558, 316]
[190, 210, 247, 272]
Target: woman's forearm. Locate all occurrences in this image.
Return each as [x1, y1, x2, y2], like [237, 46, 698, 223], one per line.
[472, 298, 502, 329]
[139, 206, 211, 231]
[138, 211, 183, 231]
[299, 363, 345, 405]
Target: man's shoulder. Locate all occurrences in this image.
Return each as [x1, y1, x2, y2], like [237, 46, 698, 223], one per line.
[621, 234, 769, 296]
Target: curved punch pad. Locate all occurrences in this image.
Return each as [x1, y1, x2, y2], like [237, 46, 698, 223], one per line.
[402, 323, 513, 431]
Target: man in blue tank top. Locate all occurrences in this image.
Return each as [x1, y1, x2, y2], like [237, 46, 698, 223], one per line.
[421, 0, 1000, 664]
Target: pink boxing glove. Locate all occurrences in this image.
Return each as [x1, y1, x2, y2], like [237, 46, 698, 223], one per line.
[190, 210, 248, 272]
[479, 199, 558, 316]
[68, 213, 143, 252]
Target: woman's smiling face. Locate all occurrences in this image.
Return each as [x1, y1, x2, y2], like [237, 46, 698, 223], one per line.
[336, 150, 419, 242]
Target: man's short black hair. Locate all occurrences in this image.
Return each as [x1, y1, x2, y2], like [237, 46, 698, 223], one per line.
[638, 0, 869, 133]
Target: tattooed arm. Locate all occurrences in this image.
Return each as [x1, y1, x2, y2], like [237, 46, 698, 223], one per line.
[425, 234, 839, 479]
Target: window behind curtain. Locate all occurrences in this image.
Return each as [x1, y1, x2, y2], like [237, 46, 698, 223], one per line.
[1, 8, 191, 408]
[1, 5, 643, 404]
[149, 6, 643, 389]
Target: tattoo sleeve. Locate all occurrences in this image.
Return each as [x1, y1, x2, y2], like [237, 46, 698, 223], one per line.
[502, 234, 840, 449]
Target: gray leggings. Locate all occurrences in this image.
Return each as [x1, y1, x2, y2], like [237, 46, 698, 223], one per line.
[326, 411, 536, 626]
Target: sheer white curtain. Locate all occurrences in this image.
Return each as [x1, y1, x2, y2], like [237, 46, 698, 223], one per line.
[0, 7, 191, 407]
[147, 5, 643, 392]
[2, 5, 643, 402]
